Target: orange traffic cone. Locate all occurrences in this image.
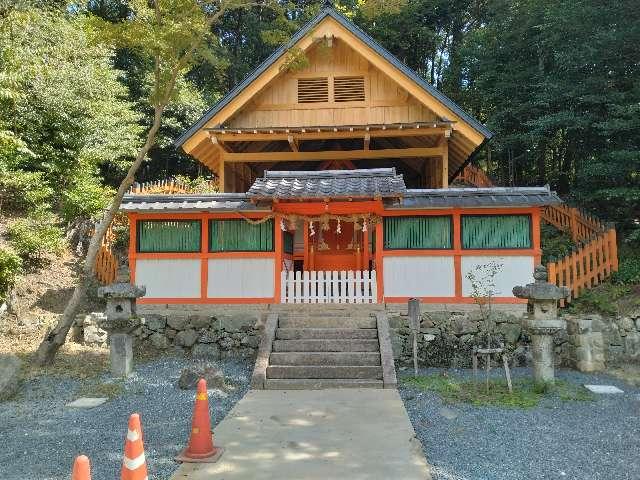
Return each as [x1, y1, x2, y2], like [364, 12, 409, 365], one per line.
[121, 413, 148, 480]
[176, 378, 224, 463]
[71, 455, 91, 480]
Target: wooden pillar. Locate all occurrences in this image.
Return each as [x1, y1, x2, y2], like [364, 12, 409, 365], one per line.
[303, 221, 309, 271]
[441, 137, 449, 188]
[452, 212, 462, 299]
[200, 215, 209, 300]
[274, 215, 283, 303]
[363, 227, 370, 270]
[128, 213, 137, 284]
[218, 158, 225, 193]
[374, 221, 384, 303]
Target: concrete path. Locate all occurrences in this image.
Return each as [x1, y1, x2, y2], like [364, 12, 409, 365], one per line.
[170, 389, 431, 480]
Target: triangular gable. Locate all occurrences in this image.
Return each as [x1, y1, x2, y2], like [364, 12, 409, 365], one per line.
[176, 6, 493, 155]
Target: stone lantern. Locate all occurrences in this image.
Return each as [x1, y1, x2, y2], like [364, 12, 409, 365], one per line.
[513, 265, 570, 383]
[97, 265, 146, 377]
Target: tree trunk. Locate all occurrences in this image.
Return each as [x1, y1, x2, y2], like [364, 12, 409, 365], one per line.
[34, 107, 164, 366]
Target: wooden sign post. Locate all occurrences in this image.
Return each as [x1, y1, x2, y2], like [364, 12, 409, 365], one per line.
[408, 298, 420, 376]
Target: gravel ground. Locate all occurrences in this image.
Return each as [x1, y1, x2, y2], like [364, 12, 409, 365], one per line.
[0, 355, 252, 480]
[399, 367, 640, 480]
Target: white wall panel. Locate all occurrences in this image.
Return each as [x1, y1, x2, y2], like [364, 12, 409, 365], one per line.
[461, 256, 534, 298]
[135, 259, 200, 298]
[383, 256, 455, 297]
[208, 258, 274, 298]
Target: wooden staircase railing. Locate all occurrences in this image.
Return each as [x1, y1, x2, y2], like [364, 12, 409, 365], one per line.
[546, 228, 618, 305]
[456, 164, 494, 188]
[458, 166, 619, 304]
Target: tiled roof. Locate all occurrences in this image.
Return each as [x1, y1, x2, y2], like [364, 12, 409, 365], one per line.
[119, 182, 561, 212]
[387, 186, 562, 209]
[247, 168, 406, 200]
[120, 193, 265, 212]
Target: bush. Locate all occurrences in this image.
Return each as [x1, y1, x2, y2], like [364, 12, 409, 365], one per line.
[61, 176, 114, 222]
[612, 253, 640, 286]
[541, 223, 576, 264]
[0, 248, 22, 301]
[7, 215, 65, 264]
[0, 169, 54, 214]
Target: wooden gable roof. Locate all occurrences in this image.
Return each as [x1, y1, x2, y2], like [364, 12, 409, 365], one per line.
[176, 6, 493, 182]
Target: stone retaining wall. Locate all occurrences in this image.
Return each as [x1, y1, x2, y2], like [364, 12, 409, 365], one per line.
[386, 304, 640, 370]
[74, 303, 640, 371]
[75, 309, 264, 359]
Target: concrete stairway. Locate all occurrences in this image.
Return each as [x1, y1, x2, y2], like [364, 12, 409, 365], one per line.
[252, 308, 396, 390]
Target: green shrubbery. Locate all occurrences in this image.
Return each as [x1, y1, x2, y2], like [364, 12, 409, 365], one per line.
[0, 169, 54, 214]
[0, 247, 22, 301]
[541, 223, 576, 265]
[6, 215, 64, 264]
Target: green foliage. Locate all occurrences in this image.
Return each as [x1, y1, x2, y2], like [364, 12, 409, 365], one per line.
[541, 223, 576, 265]
[402, 374, 593, 408]
[7, 215, 64, 264]
[61, 172, 115, 222]
[568, 283, 632, 315]
[0, 247, 22, 301]
[0, 168, 53, 214]
[612, 259, 640, 286]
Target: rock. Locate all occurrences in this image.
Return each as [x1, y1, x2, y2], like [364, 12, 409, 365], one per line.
[189, 315, 211, 329]
[145, 315, 167, 332]
[0, 354, 21, 401]
[165, 328, 177, 340]
[149, 332, 169, 350]
[388, 316, 406, 330]
[618, 317, 635, 332]
[167, 315, 189, 331]
[84, 324, 107, 344]
[451, 315, 478, 335]
[498, 323, 522, 344]
[219, 314, 257, 332]
[178, 366, 227, 390]
[240, 335, 260, 348]
[624, 332, 640, 357]
[199, 329, 219, 344]
[219, 336, 234, 351]
[192, 343, 220, 359]
[177, 368, 199, 389]
[175, 329, 198, 347]
[605, 325, 623, 346]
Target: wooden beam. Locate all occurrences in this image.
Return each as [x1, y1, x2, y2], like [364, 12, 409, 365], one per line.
[208, 127, 452, 143]
[364, 133, 370, 151]
[287, 135, 299, 152]
[221, 146, 445, 163]
[211, 135, 232, 153]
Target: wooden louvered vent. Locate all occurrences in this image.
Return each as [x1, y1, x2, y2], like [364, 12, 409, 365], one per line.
[334, 76, 365, 102]
[297, 77, 329, 103]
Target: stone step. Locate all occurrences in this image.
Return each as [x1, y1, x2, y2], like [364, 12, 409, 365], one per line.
[275, 328, 378, 340]
[264, 378, 384, 390]
[278, 317, 377, 329]
[272, 339, 380, 352]
[270, 352, 381, 366]
[267, 365, 383, 380]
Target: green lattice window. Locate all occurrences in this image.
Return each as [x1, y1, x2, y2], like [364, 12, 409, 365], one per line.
[462, 215, 532, 249]
[209, 219, 274, 252]
[384, 216, 452, 249]
[137, 220, 201, 253]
